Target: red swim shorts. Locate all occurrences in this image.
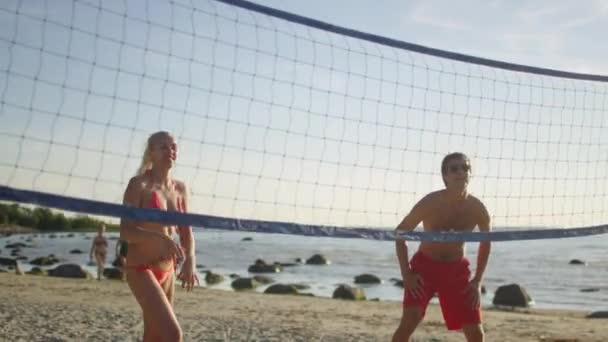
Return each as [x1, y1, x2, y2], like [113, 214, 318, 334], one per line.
[403, 251, 481, 330]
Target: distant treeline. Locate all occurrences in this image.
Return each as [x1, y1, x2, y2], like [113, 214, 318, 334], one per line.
[0, 202, 119, 232]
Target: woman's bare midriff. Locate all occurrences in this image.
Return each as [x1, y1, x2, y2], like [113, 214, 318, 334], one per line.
[418, 241, 465, 262]
[95, 246, 107, 256]
[125, 222, 175, 271]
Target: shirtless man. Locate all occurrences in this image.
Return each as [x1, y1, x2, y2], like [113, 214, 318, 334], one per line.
[121, 131, 199, 342]
[392, 152, 491, 342]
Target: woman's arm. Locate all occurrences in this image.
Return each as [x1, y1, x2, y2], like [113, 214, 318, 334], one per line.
[176, 181, 195, 258]
[89, 238, 96, 260]
[176, 181, 198, 291]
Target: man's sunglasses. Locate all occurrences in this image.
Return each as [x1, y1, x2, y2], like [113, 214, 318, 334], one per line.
[448, 164, 471, 173]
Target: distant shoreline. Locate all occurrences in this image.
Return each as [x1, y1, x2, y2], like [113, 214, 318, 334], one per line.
[0, 224, 40, 234]
[0, 225, 116, 235]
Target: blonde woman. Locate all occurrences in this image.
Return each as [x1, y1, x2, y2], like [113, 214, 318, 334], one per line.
[120, 131, 199, 342]
[89, 224, 108, 280]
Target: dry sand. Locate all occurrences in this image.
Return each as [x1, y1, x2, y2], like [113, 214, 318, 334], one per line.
[0, 273, 606, 341]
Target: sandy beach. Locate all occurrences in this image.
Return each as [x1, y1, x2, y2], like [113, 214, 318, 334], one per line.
[0, 273, 605, 341]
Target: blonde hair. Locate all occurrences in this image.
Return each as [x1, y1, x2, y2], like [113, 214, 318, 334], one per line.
[136, 131, 173, 176]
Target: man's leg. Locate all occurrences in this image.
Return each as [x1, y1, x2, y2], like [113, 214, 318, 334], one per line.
[462, 323, 484, 342]
[392, 306, 423, 342]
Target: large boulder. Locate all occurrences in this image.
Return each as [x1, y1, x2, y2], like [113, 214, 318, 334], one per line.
[306, 254, 330, 265]
[569, 259, 587, 266]
[264, 284, 299, 295]
[103, 268, 123, 280]
[587, 311, 608, 319]
[291, 283, 310, 291]
[252, 275, 274, 285]
[0, 257, 17, 267]
[30, 256, 60, 266]
[332, 284, 366, 301]
[26, 267, 48, 276]
[48, 264, 91, 279]
[205, 271, 224, 285]
[492, 284, 533, 307]
[5, 242, 27, 249]
[0, 258, 23, 275]
[248, 259, 282, 273]
[231, 277, 259, 291]
[354, 274, 382, 284]
[391, 278, 404, 288]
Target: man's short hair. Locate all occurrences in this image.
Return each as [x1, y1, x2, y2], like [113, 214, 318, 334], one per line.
[441, 152, 471, 175]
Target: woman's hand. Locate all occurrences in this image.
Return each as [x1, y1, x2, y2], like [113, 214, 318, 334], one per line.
[177, 255, 199, 291]
[153, 233, 184, 262]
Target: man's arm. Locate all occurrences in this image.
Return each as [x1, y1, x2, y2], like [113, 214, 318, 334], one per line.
[472, 201, 491, 283]
[395, 197, 427, 279]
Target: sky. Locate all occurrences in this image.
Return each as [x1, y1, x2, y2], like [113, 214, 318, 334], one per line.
[0, 0, 607, 229]
[252, 0, 608, 76]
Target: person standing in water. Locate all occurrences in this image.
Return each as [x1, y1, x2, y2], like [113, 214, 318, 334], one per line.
[89, 224, 109, 280]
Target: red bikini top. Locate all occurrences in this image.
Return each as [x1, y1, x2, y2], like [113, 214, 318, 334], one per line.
[149, 186, 188, 232]
[149, 190, 184, 212]
[148, 176, 185, 212]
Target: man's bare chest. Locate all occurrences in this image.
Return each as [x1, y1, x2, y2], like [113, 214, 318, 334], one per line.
[424, 203, 478, 231]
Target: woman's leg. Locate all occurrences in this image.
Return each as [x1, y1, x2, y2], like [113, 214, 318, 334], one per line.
[119, 257, 126, 281]
[161, 271, 176, 305]
[127, 269, 182, 342]
[94, 253, 105, 280]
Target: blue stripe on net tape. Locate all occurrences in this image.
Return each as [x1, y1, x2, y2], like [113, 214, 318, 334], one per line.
[1, 186, 607, 242]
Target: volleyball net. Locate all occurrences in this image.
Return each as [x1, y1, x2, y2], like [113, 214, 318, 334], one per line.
[1, 0, 608, 241]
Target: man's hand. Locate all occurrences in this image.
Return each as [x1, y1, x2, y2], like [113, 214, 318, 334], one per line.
[177, 255, 199, 291]
[403, 271, 425, 299]
[464, 278, 482, 309]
